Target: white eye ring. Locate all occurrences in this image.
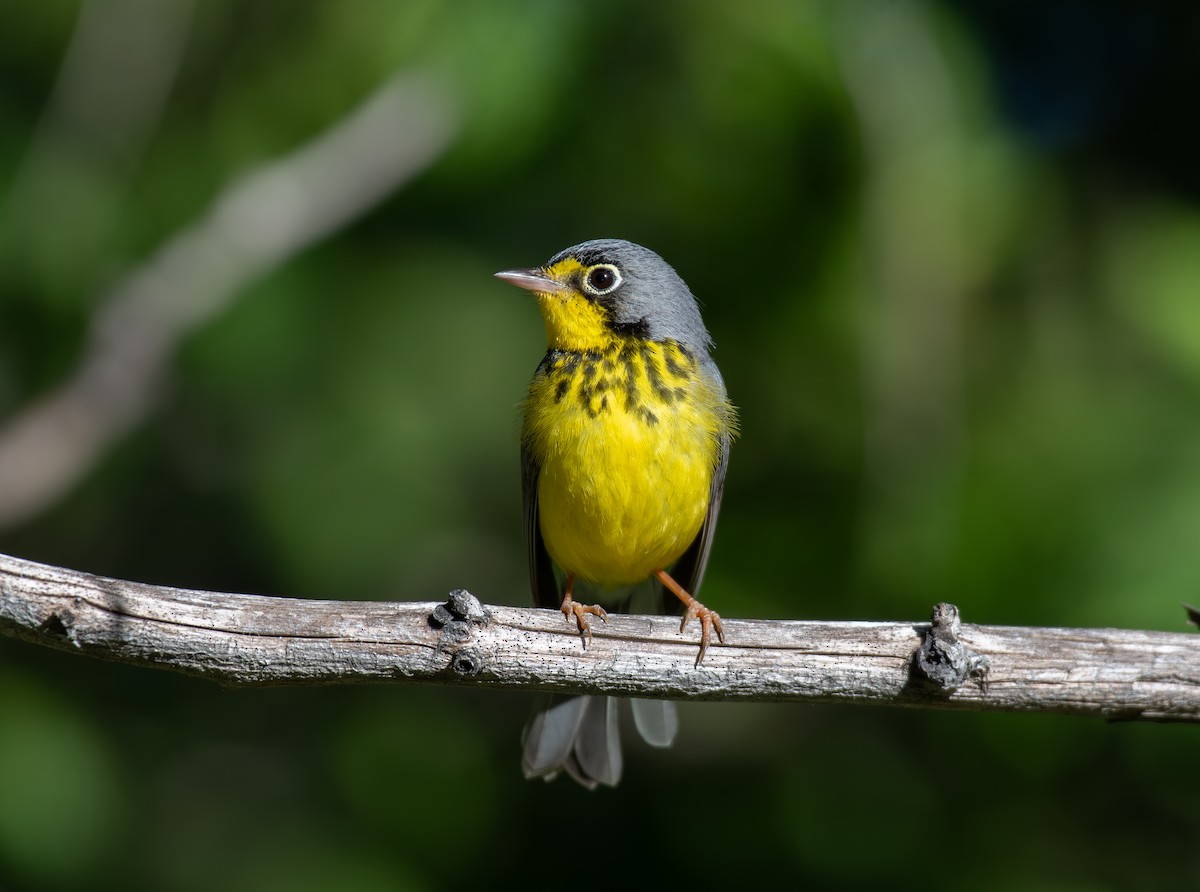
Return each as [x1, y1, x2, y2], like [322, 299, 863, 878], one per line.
[582, 264, 622, 296]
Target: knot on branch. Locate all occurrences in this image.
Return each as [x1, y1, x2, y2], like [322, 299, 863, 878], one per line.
[430, 590, 489, 674]
[430, 589, 488, 629]
[450, 648, 484, 676]
[38, 610, 78, 646]
[1185, 603, 1200, 630]
[914, 602, 990, 692]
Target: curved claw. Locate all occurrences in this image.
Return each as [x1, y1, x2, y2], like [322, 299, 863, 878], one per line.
[561, 596, 608, 647]
[680, 602, 724, 667]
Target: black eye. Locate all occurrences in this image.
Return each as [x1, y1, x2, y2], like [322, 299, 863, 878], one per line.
[585, 265, 621, 294]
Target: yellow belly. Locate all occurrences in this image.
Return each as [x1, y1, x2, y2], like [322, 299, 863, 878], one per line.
[537, 409, 713, 585]
[523, 340, 728, 586]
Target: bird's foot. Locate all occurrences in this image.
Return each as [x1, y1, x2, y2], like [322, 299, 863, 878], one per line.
[680, 601, 724, 667]
[560, 596, 608, 647]
[655, 568, 725, 667]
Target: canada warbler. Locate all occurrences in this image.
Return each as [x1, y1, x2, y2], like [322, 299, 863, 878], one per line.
[496, 238, 736, 788]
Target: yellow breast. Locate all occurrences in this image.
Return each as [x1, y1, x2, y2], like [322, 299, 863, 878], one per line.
[523, 338, 729, 586]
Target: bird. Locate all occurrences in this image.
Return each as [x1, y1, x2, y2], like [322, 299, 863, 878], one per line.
[495, 238, 736, 788]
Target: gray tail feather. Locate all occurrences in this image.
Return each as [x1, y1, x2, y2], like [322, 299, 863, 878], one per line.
[522, 695, 678, 788]
[522, 695, 620, 789]
[630, 698, 678, 748]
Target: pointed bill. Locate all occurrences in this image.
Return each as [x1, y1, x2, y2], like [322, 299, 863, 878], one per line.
[494, 268, 566, 295]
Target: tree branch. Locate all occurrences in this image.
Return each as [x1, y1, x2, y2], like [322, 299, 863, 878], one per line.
[1, 551, 1197, 722]
[0, 69, 459, 531]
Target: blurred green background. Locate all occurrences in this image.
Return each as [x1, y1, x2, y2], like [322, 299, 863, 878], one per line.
[2, 1, 1198, 889]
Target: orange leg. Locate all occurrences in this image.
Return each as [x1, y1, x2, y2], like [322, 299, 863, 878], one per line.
[560, 573, 608, 647]
[655, 568, 724, 667]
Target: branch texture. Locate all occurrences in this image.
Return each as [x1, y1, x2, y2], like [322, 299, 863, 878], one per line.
[2, 552, 1197, 722]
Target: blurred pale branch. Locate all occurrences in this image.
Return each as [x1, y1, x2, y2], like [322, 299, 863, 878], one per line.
[2, 551, 1197, 721]
[0, 69, 460, 530]
[1, 0, 194, 229]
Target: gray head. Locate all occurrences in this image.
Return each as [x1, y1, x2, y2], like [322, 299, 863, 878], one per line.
[496, 238, 713, 354]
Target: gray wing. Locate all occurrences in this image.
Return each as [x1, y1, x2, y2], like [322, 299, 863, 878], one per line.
[664, 429, 731, 611]
[521, 440, 559, 610]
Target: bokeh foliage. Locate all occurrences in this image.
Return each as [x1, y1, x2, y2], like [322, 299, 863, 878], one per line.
[2, 1, 1198, 889]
